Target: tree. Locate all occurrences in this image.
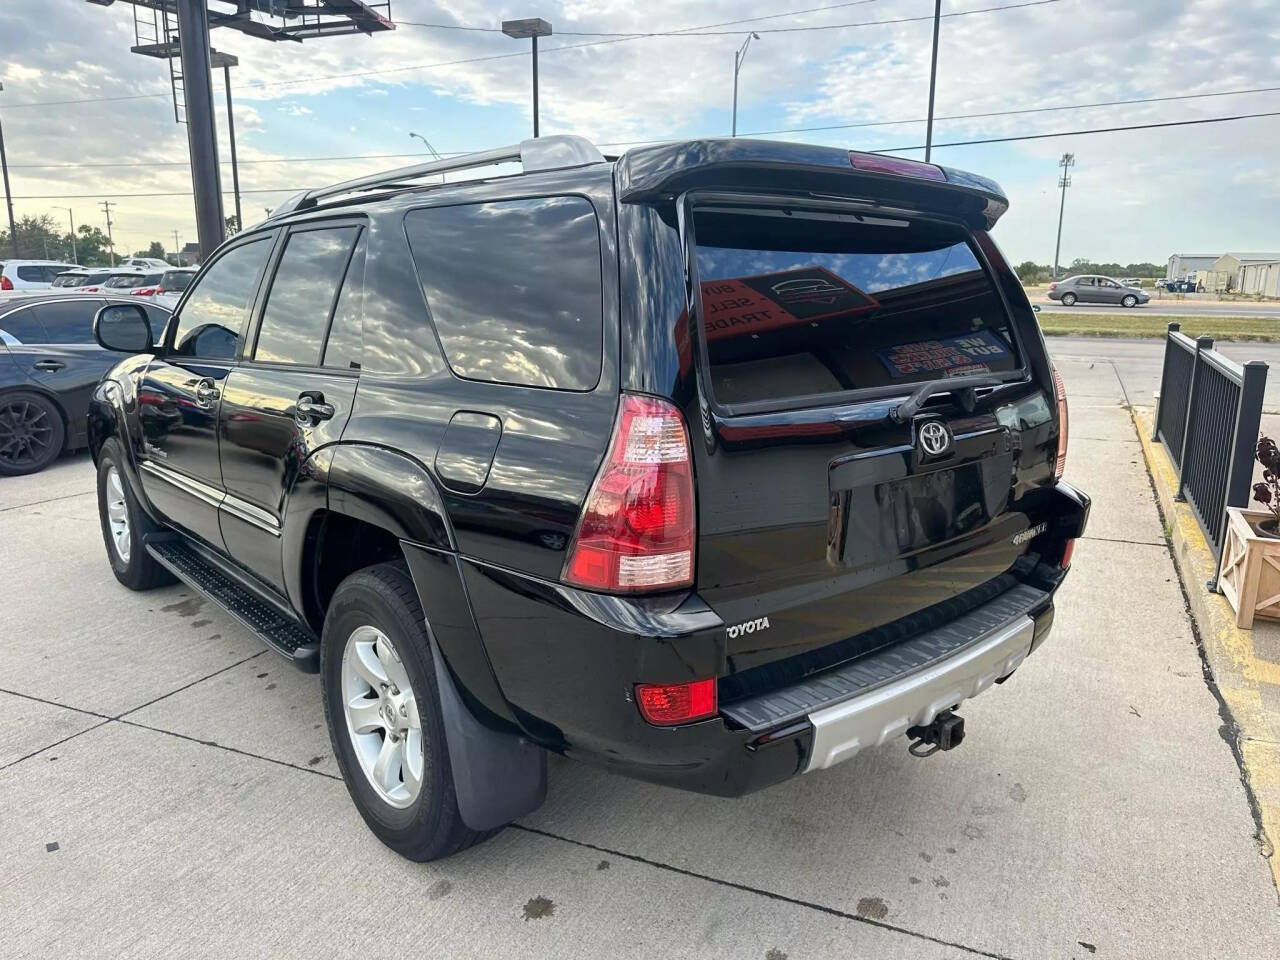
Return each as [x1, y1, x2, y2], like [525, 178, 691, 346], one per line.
[73, 225, 115, 266]
[133, 241, 167, 261]
[225, 215, 240, 236]
[1015, 260, 1052, 284]
[0, 214, 72, 262]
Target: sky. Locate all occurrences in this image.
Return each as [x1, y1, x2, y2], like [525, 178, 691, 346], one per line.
[0, 0, 1277, 266]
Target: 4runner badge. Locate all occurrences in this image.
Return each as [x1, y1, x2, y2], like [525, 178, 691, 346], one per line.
[1012, 522, 1048, 545]
[727, 616, 771, 639]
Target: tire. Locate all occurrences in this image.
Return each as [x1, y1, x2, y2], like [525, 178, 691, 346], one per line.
[96, 438, 176, 590]
[321, 561, 494, 861]
[1121, 294, 1138, 308]
[0, 391, 64, 477]
[1060, 292, 1077, 306]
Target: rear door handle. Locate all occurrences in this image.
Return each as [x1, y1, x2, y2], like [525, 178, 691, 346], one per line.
[295, 394, 335, 423]
[33, 360, 64, 372]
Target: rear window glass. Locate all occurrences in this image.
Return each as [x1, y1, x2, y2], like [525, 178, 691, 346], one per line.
[160, 271, 193, 292]
[405, 196, 603, 391]
[692, 208, 1020, 409]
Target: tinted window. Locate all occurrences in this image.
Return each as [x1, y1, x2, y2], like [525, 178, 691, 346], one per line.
[0, 307, 47, 343]
[16, 266, 45, 282]
[405, 196, 603, 390]
[692, 208, 1020, 408]
[160, 271, 193, 292]
[323, 232, 365, 370]
[33, 300, 102, 344]
[172, 237, 271, 360]
[254, 227, 358, 366]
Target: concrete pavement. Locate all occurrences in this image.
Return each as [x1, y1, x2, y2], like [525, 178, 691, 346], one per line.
[1, 365, 1277, 957]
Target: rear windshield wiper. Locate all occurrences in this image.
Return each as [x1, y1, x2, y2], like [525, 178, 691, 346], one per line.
[889, 373, 1011, 424]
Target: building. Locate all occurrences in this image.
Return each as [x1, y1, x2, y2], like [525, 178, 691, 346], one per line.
[1166, 254, 1219, 280]
[1239, 259, 1280, 298]
[177, 242, 202, 267]
[1211, 253, 1280, 293]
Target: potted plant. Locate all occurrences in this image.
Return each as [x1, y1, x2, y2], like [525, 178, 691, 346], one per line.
[1218, 435, 1280, 626]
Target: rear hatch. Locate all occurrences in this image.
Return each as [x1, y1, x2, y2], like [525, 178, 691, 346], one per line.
[676, 188, 1059, 698]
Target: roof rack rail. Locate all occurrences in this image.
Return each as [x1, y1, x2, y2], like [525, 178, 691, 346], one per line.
[267, 135, 605, 221]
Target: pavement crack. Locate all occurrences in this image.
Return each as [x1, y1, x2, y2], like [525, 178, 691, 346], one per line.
[0, 490, 95, 513]
[1080, 535, 1166, 547]
[0, 687, 114, 720]
[115, 719, 341, 781]
[510, 825, 1017, 960]
[0, 719, 113, 772]
[113, 650, 267, 720]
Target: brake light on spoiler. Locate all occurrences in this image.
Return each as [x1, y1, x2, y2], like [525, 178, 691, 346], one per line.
[848, 151, 947, 182]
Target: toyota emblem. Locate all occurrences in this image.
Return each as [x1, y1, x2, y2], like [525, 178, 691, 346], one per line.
[918, 420, 952, 457]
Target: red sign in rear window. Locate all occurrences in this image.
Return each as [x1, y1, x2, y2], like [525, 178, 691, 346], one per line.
[700, 266, 878, 342]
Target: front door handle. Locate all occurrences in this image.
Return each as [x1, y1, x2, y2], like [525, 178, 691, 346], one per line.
[33, 360, 65, 372]
[295, 394, 335, 424]
[194, 380, 220, 406]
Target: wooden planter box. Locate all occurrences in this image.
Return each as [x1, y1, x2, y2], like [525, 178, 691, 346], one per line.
[1218, 507, 1280, 628]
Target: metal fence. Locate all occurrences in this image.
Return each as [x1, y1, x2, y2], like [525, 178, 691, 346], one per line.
[1153, 323, 1268, 566]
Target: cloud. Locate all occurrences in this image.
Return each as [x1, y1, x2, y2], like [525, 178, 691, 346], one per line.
[0, 0, 1277, 262]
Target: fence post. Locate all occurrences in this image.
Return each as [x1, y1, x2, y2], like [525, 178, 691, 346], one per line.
[1212, 360, 1270, 586]
[1152, 322, 1180, 441]
[1176, 335, 1214, 502]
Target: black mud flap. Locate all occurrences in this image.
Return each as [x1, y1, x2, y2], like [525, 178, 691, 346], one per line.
[430, 638, 547, 831]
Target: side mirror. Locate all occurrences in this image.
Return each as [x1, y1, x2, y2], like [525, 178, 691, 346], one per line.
[1032, 304, 1042, 313]
[94, 303, 154, 353]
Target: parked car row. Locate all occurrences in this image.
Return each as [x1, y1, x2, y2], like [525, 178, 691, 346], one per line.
[2, 260, 196, 296]
[0, 294, 171, 475]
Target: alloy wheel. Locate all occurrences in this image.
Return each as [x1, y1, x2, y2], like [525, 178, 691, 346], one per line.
[0, 399, 54, 470]
[105, 465, 132, 564]
[341, 625, 424, 809]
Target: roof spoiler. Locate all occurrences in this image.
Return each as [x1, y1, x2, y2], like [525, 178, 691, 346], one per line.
[615, 139, 1008, 230]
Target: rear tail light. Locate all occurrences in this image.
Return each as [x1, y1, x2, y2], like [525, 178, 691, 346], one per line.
[563, 393, 696, 593]
[1049, 282, 1058, 291]
[0, 275, 11, 290]
[135, 288, 156, 296]
[1051, 364, 1068, 480]
[636, 678, 716, 725]
[1061, 539, 1075, 570]
[848, 151, 946, 182]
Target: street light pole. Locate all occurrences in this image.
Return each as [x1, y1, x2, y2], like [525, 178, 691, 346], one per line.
[502, 18, 553, 139]
[731, 32, 761, 137]
[1052, 152, 1075, 280]
[409, 132, 445, 181]
[176, 0, 226, 259]
[56, 207, 77, 264]
[924, 0, 942, 162]
[0, 83, 19, 259]
[223, 63, 242, 234]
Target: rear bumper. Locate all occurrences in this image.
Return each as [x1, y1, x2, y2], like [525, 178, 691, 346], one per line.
[459, 481, 1086, 797]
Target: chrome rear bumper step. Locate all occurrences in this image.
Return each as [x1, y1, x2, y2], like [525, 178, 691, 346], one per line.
[719, 583, 1048, 771]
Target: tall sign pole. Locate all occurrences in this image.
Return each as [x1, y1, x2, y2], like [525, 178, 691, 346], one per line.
[176, 0, 225, 259]
[924, 0, 942, 162]
[502, 19, 553, 139]
[1052, 153, 1075, 280]
[0, 83, 19, 258]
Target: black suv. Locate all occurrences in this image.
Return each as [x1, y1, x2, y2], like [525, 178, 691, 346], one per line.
[88, 137, 1088, 861]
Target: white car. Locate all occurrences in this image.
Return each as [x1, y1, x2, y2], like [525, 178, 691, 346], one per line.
[119, 256, 171, 270]
[101, 270, 164, 297]
[49, 267, 144, 293]
[0, 259, 78, 291]
[152, 267, 198, 308]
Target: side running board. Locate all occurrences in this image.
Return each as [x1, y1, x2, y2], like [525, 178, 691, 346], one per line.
[146, 536, 320, 672]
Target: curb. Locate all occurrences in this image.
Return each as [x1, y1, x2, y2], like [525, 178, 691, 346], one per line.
[1133, 408, 1280, 894]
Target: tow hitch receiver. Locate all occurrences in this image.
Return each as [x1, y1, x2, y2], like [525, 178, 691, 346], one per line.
[907, 710, 965, 757]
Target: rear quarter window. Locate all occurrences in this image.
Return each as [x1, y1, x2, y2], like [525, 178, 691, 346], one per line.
[405, 196, 604, 391]
[691, 207, 1021, 410]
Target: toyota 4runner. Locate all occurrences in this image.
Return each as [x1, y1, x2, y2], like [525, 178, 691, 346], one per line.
[88, 136, 1089, 861]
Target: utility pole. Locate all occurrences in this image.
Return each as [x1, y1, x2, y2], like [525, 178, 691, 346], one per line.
[924, 0, 942, 161]
[56, 206, 77, 264]
[731, 32, 761, 137]
[172, 229, 181, 265]
[0, 83, 18, 259]
[176, 0, 226, 259]
[502, 18, 553, 138]
[222, 62, 242, 234]
[100, 200, 116, 266]
[1052, 153, 1075, 280]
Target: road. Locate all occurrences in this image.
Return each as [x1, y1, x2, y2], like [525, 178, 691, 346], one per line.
[1, 367, 1276, 958]
[1032, 299, 1280, 319]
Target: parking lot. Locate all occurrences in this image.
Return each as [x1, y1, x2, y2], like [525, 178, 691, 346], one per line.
[1, 351, 1277, 959]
